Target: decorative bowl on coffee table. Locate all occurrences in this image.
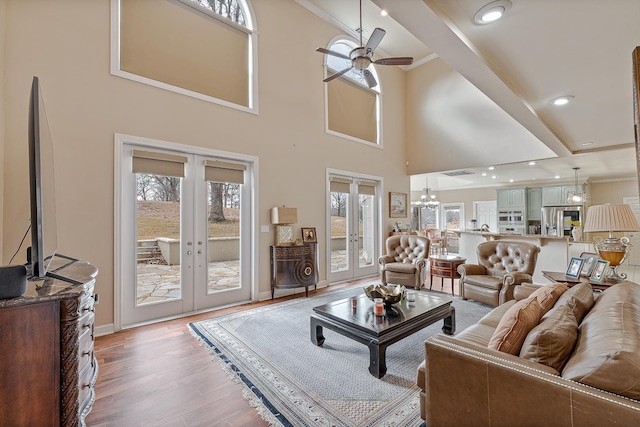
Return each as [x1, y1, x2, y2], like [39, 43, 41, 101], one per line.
[364, 284, 406, 305]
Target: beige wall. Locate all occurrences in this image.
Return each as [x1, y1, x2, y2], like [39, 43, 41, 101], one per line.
[589, 179, 639, 205]
[0, 0, 5, 261]
[1, 0, 409, 328]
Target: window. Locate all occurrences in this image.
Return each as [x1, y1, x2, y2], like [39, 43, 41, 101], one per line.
[441, 203, 464, 231]
[112, 0, 256, 111]
[323, 39, 381, 145]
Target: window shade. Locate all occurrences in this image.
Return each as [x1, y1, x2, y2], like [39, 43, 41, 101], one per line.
[358, 182, 376, 195]
[327, 78, 377, 143]
[330, 176, 353, 193]
[132, 150, 188, 177]
[120, 0, 249, 106]
[204, 160, 247, 184]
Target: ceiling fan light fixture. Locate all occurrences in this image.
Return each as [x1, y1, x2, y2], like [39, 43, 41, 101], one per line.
[474, 0, 511, 25]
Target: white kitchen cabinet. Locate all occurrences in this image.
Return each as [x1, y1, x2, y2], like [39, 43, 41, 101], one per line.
[527, 187, 542, 220]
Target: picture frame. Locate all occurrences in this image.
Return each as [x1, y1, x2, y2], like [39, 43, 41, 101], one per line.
[565, 257, 584, 278]
[579, 252, 599, 277]
[301, 227, 317, 243]
[589, 259, 610, 283]
[389, 192, 407, 218]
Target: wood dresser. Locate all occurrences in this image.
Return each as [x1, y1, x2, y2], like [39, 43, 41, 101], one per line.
[270, 243, 318, 298]
[0, 257, 98, 426]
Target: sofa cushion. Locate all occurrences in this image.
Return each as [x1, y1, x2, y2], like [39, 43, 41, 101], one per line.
[384, 262, 417, 274]
[561, 282, 640, 400]
[477, 300, 516, 328]
[461, 275, 502, 290]
[455, 323, 496, 347]
[519, 303, 578, 371]
[528, 282, 569, 311]
[550, 281, 594, 323]
[488, 297, 545, 355]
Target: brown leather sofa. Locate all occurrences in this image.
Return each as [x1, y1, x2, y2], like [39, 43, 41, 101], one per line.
[458, 240, 540, 306]
[417, 281, 640, 426]
[378, 235, 430, 289]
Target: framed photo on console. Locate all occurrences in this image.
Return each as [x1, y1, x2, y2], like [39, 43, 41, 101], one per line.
[566, 257, 584, 278]
[301, 227, 317, 243]
[579, 252, 599, 277]
[590, 259, 610, 283]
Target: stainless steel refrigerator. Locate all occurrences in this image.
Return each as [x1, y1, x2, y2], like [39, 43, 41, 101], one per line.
[541, 206, 583, 237]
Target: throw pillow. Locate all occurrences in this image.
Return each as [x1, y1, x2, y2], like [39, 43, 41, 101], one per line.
[528, 283, 569, 312]
[550, 282, 594, 323]
[519, 303, 578, 371]
[488, 298, 545, 355]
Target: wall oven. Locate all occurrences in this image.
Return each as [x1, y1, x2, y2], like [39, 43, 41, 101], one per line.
[498, 210, 524, 226]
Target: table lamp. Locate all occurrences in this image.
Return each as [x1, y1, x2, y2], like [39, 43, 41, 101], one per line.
[583, 203, 640, 282]
[271, 206, 297, 245]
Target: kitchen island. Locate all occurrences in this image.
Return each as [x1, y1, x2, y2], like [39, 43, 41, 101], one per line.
[458, 231, 573, 283]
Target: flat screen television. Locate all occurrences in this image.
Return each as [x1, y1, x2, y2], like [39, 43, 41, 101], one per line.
[28, 76, 58, 278]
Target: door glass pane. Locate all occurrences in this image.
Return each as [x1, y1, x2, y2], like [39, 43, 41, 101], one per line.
[358, 194, 375, 268]
[330, 190, 349, 273]
[136, 173, 182, 306]
[443, 207, 461, 230]
[207, 182, 241, 294]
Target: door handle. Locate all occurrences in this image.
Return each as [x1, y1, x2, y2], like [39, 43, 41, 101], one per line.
[187, 250, 193, 255]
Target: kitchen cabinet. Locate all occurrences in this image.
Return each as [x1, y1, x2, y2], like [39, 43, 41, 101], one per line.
[497, 188, 526, 209]
[527, 187, 542, 220]
[542, 185, 584, 206]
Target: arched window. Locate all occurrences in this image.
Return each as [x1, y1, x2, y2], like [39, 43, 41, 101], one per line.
[112, 0, 257, 113]
[324, 39, 381, 145]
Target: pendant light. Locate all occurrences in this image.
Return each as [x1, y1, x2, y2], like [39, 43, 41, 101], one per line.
[567, 167, 587, 204]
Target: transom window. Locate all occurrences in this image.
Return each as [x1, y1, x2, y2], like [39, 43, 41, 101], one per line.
[189, 0, 248, 28]
[323, 39, 381, 145]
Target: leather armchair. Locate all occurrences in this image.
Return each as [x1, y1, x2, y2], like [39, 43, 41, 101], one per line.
[457, 240, 540, 306]
[378, 235, 430, 289]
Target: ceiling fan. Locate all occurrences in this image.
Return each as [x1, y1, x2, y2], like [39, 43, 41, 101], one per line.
[316, 0, 413, 88]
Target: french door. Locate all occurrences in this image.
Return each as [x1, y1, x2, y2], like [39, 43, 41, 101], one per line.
[327, 172, 380, 283]
[118, 139, 253, 328]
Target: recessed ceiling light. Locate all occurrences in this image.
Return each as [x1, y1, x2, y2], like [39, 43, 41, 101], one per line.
[555, 175, 561, 179]
[550, 96, 574, 106]
[581, 141, 595, 146]
[380, 9, 388, 17]
[482, 172, 487, 176]
[528, 161, 536, 166]
[474, 0, 512, 25]
[491, 175, 497, 179]
[509, 179, 514, 183]
[488, 166, 495, 170]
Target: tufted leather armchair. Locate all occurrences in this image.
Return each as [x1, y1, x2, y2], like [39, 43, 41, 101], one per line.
[378, 235, 430, 289]
[457, 240, 540, 306]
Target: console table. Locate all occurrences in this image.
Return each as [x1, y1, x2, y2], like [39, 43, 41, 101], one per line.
[541, 270, 614, 292]
[270, 243, 318, 298]
[0, 257, 98, 426]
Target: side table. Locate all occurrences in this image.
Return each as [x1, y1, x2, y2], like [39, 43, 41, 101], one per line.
[541, 270, 614, 292]
[429, 255, 466, 295]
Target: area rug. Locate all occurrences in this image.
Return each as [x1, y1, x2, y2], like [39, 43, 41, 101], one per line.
[189, 286, 492, 427]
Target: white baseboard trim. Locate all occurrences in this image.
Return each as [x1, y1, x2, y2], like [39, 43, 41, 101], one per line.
[95, 323, 115, 337]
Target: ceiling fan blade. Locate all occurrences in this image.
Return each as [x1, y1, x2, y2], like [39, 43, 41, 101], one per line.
[316, 47, 350, 60]
[365, 28, 386, 55]
[324, 67, 352, 83]
[362, 69, 377, 88]
[374, 57, 414, 66]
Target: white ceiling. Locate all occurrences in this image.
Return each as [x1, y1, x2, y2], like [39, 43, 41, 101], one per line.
[299, 0, 640, 191]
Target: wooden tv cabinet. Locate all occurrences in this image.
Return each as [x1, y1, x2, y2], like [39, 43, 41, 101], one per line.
[0, 257, 98, 426]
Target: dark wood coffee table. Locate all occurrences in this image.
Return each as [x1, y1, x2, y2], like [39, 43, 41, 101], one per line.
[310, 292, 455, 378]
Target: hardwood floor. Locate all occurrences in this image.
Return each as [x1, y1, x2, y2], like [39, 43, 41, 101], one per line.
[86, 278, 373, 427]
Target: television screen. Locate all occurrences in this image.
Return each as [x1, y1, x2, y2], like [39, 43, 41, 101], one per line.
[28, 76, 58, 278]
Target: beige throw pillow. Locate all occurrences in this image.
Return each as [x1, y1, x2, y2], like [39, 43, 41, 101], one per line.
[519, 303, 578, 371]
[550, 281, 594, 323]
[488, 298, 545, 355]
[528, 283, 569, 312]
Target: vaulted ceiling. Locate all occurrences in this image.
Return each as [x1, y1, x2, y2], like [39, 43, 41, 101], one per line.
[299, 0, 640, 190]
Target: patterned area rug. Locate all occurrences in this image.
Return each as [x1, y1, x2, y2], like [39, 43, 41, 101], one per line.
[189, 286, 492, 426]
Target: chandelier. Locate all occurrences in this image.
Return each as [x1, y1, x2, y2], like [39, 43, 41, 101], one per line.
[421, 187, 440, 209]
[567, 167, 587, 204]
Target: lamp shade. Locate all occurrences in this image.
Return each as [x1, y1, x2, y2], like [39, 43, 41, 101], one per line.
[271, 207, 297, 225]
[583, 204, 640, 233]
